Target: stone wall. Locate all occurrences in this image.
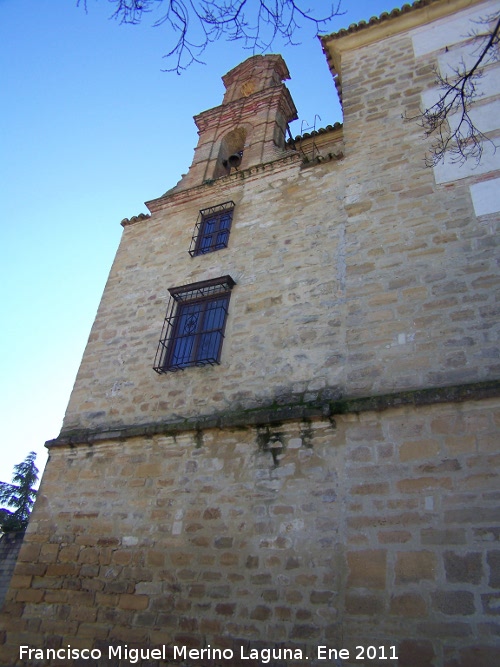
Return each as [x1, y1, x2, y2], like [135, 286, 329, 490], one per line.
[1, 2, 499, 666]
[59, 147, 349, 436]
[1, 399, 499, 666]
[58, 2, 499, 438]
[330, 1, 500, 398]
[0, 532, 25, 610]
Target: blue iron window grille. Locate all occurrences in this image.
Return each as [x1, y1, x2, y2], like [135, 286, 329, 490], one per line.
[189, 201, 235, 257]
[153, 276, 235, 373]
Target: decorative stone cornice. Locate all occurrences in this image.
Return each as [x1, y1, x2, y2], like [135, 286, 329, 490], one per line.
[322, 0, 485, 49]
[144, 151, 303, 214]
[192, 84, 296, 134]
[46, 379, 500, 447]
[144, 123, 343, 215]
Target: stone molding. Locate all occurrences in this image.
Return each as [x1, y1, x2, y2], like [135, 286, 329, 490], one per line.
[145, 152, 302, 214]
[143, 125, 343, 215]
[321, 0, 486, 55]
[47, 379, 500, 447]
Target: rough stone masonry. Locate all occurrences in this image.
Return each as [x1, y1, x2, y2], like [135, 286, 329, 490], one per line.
[1, 1, 499, 666]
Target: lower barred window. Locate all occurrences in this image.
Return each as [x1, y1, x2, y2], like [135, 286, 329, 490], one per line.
[153, 276, 235, 373]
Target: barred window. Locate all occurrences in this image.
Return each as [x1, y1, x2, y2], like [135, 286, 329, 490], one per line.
[189, 201, 235, 257]
[153, 276, 235, 373]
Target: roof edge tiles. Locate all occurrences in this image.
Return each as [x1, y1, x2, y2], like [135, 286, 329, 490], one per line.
[322, 0, 431, 43]
[321, 0, 484, 46]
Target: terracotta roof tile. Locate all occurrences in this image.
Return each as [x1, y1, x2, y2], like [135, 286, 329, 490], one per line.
[287, 122, 343, 145]
[322, 0, 438, 41]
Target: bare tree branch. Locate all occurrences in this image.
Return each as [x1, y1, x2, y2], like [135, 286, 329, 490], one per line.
[406, 11, 500, 166]
[77, 0, 343, 73]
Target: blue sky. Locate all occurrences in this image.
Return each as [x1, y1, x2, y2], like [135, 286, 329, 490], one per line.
[0, 0, 403, 487]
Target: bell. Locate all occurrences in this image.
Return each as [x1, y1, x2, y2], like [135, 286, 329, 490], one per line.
[227, 152, 243, 169]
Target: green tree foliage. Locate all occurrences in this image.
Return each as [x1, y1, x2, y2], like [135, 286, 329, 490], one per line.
[0, 452, 39, 533]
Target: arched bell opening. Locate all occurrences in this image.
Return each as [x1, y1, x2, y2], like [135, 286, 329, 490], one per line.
[213, 127, 247, 179]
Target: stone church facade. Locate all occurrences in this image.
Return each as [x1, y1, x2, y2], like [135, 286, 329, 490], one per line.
[1, 0, 499, 665]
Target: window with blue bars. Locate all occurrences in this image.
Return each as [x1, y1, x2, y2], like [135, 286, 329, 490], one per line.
[189, 202, 235, 257]
[153, 276, 235, 373]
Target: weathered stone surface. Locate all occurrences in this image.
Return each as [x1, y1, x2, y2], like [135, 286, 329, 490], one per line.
[444, 551, 483, 584]
[395, 551, 437, 584]
[4, 396, 500, 662]
[2, 2, 500, 665]
[487, 550, 500, 588]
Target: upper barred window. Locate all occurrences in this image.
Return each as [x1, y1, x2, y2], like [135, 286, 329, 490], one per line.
[153, 276, 235, 373]
[189, 201, 235, 257]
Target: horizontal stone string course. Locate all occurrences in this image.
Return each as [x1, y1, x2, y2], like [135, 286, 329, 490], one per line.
[2, 2, 500, 665]
[47, 379, 500, 446]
